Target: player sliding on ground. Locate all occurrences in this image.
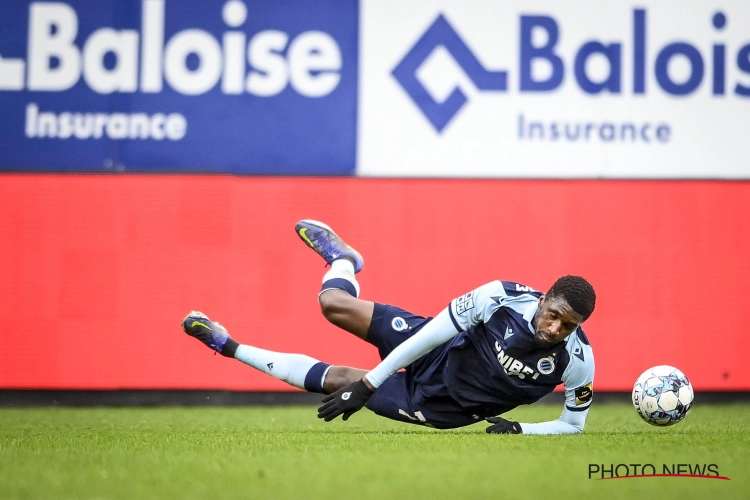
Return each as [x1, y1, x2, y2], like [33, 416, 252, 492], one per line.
[182, 220, 596, 434]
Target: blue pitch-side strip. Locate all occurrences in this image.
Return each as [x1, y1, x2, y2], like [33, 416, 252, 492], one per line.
[0, 0, 358, 175]
[447, 303, 462, 332]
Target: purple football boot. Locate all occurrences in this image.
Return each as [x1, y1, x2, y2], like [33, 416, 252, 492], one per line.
[181, 311, 231, 354]
[295, 220, 364, 273]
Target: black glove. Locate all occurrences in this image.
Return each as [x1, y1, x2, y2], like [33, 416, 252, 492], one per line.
[485, 416, 523, 434]
[318, 379, 374, 422]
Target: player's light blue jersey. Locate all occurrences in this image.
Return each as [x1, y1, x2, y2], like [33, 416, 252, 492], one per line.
[425, 281, 594, 415]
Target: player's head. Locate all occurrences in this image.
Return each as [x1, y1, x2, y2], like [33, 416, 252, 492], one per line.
[547, 275, 596, 321]
[532, 276, 596, 348]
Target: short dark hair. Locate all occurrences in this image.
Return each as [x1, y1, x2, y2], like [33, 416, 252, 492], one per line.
[547, 275, 596, 321]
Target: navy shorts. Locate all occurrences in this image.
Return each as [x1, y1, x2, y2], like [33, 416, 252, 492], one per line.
[363, 303, 482, 429]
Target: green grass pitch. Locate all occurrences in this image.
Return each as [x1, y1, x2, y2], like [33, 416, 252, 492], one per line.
[1, 402, 748, 499]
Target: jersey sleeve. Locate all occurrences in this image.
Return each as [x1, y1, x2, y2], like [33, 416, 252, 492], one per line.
[561, 332, 595, 413]
[447, 281, 507, 331]
[519, 408, 588, 434]
[365, 308, 460, 388]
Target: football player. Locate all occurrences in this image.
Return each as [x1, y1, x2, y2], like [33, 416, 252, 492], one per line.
[183, 220, 595, 434]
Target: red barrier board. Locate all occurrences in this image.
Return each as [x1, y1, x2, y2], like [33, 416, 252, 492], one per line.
[0, 175, 748, 391]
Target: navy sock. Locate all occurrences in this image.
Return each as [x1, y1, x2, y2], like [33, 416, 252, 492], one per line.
[321, 278, 357, 297]
[221, 338, 239, 358]
[303, 361, 331, 393]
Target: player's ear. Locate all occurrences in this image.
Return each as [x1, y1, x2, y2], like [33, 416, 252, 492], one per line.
[538, 294, 545, 305]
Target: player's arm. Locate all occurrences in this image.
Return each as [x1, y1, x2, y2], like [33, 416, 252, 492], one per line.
[487, 339, 595, 435]
[520, 381, 593, 434]
[486, 385, 593, 435]
[365, 280, 505, 388]
[486, 407, 588, 435]
[318, 281, 505, 422]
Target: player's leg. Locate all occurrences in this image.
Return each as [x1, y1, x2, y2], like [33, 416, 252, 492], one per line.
[318, 289, 373, 339]
[366, 376, 482, 429]
[182, 311, 364, 393]
[322, 366, 367, 393]
[295, 220, 373, 339]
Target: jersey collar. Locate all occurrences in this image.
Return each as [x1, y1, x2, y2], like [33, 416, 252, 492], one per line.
[524, 301, 538, 333]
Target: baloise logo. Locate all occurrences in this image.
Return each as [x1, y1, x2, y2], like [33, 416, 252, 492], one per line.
[392, 15, 507, 133]
[392, 10, 750, 134]
[0, 0, 344, 142]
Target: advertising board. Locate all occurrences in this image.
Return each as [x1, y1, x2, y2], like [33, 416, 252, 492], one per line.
[0, 0, 358, 174]
[358, 0, 750, 178]
[1, 175, 747, 391]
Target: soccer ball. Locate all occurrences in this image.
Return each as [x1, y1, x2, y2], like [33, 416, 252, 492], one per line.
[632, 365, 693, 426]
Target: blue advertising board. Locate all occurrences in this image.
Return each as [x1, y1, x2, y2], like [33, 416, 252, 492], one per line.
[0, 0, 358, 174]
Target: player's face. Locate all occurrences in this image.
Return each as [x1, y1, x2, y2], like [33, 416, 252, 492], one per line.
[532, 295, 584, 348]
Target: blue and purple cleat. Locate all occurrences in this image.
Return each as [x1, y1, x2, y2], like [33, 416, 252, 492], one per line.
[181, 311, 232, 354]
[295, 220, 364, 273]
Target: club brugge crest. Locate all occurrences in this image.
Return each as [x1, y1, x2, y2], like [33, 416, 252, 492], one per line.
[392, 317, 409, 331]
[537, 356, 556, 375]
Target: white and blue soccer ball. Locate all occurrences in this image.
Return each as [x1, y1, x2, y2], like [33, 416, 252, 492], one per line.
[632, 365, 693, 426]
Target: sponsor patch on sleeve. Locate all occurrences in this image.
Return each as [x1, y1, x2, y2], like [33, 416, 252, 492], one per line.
[454, 292, 475, 315]
[575, 383, 593, 406]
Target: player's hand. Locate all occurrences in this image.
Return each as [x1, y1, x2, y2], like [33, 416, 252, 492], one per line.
[485, 416, 523, 434]
[318, 379, 374, 422]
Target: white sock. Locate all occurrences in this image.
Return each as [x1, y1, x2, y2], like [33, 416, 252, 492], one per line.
[234, 344, 329, 391]
[320, 258, 360, 297]
[331, 258, 354, 275]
